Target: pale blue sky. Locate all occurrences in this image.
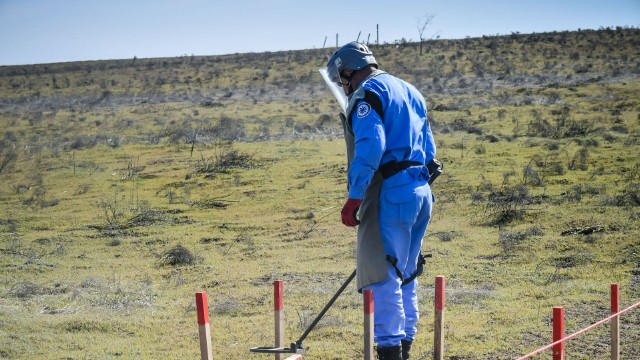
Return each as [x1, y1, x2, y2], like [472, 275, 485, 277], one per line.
[0, 0, 638, 65]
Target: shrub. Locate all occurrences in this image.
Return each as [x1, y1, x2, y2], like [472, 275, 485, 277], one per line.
[561, 119, 594, 137]
[499, 226, 544, 253]
[543, 141, 560, 151]
[498, 231, 527, 252]
[602, 132, 618, 142]
[432, 231, 461, 242]
[67, 135, 99, 150]
[194, 146, 256, 177]
[523, 164, 544, 186]
[563, 183, 602, 202]
[201, 115, 247, 140]
[0, 149, 17, 174]
[481, 184, 534, 226]
[478, 134, 500, 143]
[107, 239, 122, 246]
[159, 245, 195, 266]
[9, 281, 43, 299]
[568, 148, 589, 171]
[526, 110, 554, 138]
[599, 184, 640, 206]
[315, 114, 333, 129]
[610, 125, 629, 134]
[473, 145, 486, 155]
[543, 161, 565, 176]
[574, 138, 599, 147]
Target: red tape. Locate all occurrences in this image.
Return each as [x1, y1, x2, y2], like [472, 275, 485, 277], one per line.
[274, 280, 283, 311]
[195, 292, 210, 325]
[364, 289, 374, 314]
[517, 300, 640, 359]
[611, 284, 619, 313]
[435, 276, 445, 311]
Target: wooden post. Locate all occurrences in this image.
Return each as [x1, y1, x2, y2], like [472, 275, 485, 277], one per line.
[611, 284, 620, 360]
[195, 292, 213, 360]
[553, 307, 565, 360]
[274, 280, 284, 360]
[434, 275, 445, 360]
[364, 289, 374, 360]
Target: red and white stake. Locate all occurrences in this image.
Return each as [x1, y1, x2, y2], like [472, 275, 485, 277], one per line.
[274, 280, 284, 360]
[553, 306, 565, 360]
[195, 292, 213, 360]
[364, 289, 374, 360]
[611, 284, 620, 360]
[434, 275, 445, 360]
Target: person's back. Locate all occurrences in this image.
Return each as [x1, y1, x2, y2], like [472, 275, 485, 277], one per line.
[362, 73, 436, 169]
[347, 72, 436, 196]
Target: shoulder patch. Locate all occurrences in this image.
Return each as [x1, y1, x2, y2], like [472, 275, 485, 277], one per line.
[356, 103, 371, 118]
[364, 90, 383, 119]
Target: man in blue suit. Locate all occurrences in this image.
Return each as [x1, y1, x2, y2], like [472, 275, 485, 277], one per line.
[325, 42, 436, 360]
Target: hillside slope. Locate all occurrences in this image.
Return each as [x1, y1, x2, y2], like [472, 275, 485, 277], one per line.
[0, 28, 639, 359]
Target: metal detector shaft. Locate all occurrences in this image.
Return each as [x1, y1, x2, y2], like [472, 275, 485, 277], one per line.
[295, 269, 356, 347]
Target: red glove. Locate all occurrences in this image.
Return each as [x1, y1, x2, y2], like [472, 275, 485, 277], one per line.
[341, 198, 363, 227]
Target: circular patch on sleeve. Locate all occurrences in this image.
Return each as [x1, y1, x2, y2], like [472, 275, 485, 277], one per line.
[356, 103, 371, 118]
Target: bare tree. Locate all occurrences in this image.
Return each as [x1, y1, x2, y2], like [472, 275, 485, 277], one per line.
[417, 14, 439, 55]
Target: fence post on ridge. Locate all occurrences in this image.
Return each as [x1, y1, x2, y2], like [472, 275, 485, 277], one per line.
[552, 307, 565, 360]
[611, 283, 620, 360]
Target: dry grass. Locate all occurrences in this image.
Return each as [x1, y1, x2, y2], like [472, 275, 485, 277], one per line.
[0, 28, 639, 359]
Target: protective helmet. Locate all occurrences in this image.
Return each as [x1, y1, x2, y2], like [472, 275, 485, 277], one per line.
[326, 41, 378, 84]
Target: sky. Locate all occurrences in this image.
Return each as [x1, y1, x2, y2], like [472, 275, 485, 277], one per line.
[0, 0, 639, 66]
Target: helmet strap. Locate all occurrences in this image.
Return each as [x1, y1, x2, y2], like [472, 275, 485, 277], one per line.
[342, 70, 356, 94]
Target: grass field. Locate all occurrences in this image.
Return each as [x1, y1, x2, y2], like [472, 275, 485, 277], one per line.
[1, 28, 639, 359]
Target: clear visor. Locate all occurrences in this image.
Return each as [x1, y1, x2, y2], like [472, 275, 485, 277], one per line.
[319, 67, 347, 113]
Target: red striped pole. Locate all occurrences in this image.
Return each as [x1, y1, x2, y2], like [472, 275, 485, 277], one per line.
[274, 280, 284, 360]
[611, 284, 620, 360]
[364, 289, 374, 360]
[195, 292, 213, 360]
[553, 307, 565, 360]
[434, 275, 445, 360]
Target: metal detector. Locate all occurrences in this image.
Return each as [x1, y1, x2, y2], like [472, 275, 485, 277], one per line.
[250, 269, 357, 354]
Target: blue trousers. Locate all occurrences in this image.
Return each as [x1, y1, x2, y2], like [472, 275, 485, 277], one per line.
[364, 167, 433, 347]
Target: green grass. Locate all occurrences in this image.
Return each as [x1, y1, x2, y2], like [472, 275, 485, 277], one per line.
[1, 28, 639, 359]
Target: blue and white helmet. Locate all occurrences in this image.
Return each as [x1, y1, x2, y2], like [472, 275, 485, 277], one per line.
[326, 41, 378, 84]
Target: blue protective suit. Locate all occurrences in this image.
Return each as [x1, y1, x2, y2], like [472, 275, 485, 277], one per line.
[347, 72, 435, 347]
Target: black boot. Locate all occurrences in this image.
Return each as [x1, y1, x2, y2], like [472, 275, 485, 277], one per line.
[401, 340, 412, 360]
[376, 345, 402, 360]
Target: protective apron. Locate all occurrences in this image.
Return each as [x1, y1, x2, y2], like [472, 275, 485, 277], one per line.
[341, 70, 388, 291]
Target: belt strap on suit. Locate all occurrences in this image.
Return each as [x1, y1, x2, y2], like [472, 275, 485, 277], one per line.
[378, 160, 423, 179]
